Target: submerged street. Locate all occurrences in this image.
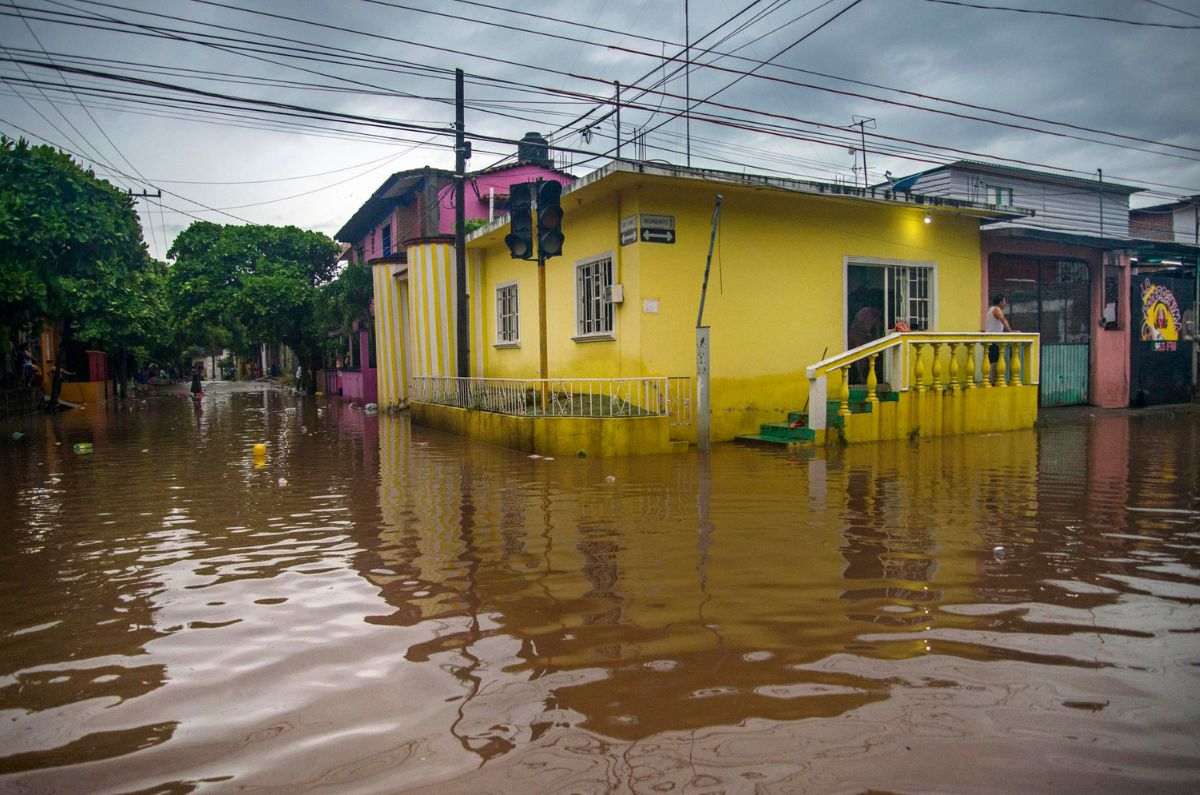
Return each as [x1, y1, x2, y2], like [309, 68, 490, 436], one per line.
[1, 382, 1198, 792]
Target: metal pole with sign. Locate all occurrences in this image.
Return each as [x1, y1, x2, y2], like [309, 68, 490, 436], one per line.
[696, 195, 723, 452]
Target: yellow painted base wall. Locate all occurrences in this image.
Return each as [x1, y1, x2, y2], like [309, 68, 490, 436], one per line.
[840, 384, 1038, 444]
[411, 402, 673, 457]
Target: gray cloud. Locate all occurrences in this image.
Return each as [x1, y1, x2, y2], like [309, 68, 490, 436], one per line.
[2, 0, 1196, 259]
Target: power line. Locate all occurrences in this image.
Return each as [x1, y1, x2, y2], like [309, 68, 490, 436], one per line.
[26, 0, 1198, 166]
[0, 115, 245, 226]
[356, 0, 1200, 157]
[8, 53, 1200, 198]
[26, 0, 1198, 177]
[38, 0, 601, 135]
[9, 3, 1200, 198]
[7, 0, 165, 254]
[567, 0, 826, 144]
[1139, 0, 1200, 22]
[176, 0, 1200, 168]
[919, 0, 1200, 29]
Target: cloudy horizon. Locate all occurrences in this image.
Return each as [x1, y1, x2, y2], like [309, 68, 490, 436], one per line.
[2, 0, 1197, 260]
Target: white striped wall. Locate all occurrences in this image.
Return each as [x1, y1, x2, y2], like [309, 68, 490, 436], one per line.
[372, 263, 409, 408]
[373, 243, 486, 406]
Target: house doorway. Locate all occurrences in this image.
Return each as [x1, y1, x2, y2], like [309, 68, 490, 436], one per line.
[846, 262, 933, 384]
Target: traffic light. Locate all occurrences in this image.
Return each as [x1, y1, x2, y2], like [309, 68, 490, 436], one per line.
[537, 180, 564, 259]
[505, 182, 533, 259]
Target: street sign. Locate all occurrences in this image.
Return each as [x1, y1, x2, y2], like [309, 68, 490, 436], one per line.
[640, 228, 676, 243]
[619, 215, 637, 246]
[639, 213, 675, 244]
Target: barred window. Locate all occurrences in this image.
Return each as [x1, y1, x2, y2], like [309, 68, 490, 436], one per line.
[902, 266, 931, 331]
[575, 255, 614, 337]
[496, 283, 519, 344]
[381, 223, 392, 256]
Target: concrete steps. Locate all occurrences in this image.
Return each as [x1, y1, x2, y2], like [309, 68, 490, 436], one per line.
[736, 387, 899, 446]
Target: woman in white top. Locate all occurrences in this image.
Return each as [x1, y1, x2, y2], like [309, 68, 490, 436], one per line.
[986, 294, 1013, 366]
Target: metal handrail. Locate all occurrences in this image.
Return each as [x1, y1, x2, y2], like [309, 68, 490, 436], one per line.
[410, 375, 689, 421]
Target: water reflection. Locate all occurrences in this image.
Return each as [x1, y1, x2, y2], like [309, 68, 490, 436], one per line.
[1, 386, 1198, 791]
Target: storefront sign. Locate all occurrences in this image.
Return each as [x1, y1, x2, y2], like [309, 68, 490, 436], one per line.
[1140, 279, 1181, 352]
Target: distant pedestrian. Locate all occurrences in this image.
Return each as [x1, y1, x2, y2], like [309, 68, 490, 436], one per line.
[985, 293, 1013, 367]
[16, 343, 39, 388]
[190, 363, 203, 399]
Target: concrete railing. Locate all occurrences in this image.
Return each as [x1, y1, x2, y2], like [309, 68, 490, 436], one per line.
[410, 376, 688, 422]
[805, 331, 1041, 438]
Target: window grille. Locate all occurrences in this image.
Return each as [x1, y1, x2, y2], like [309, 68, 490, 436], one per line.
[496, 283, 519, 343]
[576, 256, 614, 337]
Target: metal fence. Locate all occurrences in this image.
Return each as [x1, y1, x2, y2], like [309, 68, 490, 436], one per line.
[410, 376, 690, 423]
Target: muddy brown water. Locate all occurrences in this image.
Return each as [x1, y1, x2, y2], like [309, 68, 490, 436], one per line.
[1, 382, 1198, 793]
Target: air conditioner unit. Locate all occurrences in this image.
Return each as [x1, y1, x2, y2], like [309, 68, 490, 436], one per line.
[606, 284, 625, 304]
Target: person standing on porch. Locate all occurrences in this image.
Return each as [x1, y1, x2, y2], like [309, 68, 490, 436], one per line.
[986, 294, 1013, 367]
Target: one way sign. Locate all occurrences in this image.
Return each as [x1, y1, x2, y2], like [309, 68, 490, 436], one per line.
[639, 214, 676, 244]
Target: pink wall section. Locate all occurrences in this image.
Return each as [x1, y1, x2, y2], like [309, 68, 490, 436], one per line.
[328, 329, 377, 404]
[347, 165, 569, 261]
[981, 236, 1130, 408]
[437, 164, 571, 235]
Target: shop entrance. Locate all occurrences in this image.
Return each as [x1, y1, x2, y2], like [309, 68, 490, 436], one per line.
[989, 255, 1091, 406]
[1130, 266, 1196, 406]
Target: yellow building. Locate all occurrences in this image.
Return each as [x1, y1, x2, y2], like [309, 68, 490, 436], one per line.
[389, 163, 1040, 454]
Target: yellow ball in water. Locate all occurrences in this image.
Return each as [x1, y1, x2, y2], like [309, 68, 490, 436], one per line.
[252, 443, 267, 457]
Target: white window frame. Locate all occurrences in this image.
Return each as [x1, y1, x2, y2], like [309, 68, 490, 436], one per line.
[985, 184, 1014, 207]
[494, 281, 520, 346]
[843, 256, 938, 350]
[574, 253, 616, 340]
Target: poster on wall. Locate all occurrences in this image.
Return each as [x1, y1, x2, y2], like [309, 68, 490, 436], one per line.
[1139, 278, 1181, 352]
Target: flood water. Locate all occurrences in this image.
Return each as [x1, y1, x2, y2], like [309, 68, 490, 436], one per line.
[1, 382, 1198, 793]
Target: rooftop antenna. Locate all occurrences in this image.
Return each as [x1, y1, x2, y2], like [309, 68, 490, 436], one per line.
[850, 116, 876, 188]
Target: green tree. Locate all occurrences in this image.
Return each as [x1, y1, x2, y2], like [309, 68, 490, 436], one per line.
[167, 222, 339, 390]
[0, 136, 160, 404]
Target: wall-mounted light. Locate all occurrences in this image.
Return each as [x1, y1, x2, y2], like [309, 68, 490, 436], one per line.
[923, 211, 932, 225]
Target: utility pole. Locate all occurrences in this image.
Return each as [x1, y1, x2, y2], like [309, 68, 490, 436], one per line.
[684, 0, 691, 167]
[614, 80, 621, 160]
[696, 194, 723, 452]
[850, 116, 876, 189]
[127, 188, 162, 199]
[1097, 168, 1105, 238]
[455, 68, 470, 380]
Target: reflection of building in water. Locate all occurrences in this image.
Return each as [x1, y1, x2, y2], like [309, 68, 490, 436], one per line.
[365, 411, 1186, 751]
[368, 420, 1101, 745]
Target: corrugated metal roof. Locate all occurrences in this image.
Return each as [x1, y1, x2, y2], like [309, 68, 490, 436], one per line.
[882, 160, 1144, 195]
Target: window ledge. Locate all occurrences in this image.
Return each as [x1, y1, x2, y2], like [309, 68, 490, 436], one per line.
[572, 334, 616, 343]
[493, 341, 521, 349]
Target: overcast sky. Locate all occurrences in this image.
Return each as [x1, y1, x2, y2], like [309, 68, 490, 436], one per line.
[1, 0, 1197, 259]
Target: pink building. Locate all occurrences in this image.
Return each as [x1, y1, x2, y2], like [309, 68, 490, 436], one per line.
[330, 133, 572, 404]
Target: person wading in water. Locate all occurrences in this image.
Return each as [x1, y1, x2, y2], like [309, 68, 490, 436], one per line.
[190, 363, 204, 401]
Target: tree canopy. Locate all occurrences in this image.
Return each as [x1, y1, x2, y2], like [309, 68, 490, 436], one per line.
[166, 222, 340, 368]
[0, 136, 165, 361]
